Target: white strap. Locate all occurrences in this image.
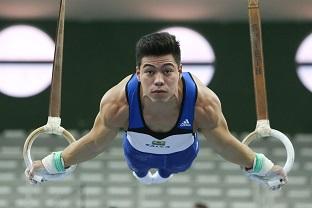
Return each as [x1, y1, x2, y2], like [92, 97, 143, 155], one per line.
[44, 117, 64, 135]
[256, 119, 271, 137]
[41, 152, 65, 174]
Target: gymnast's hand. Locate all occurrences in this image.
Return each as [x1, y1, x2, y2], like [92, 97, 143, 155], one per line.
[251, 164, 288, 191]
[25, 160, 47, 184]
[242, 153, 288, 190]
[25, 151, 74, 184]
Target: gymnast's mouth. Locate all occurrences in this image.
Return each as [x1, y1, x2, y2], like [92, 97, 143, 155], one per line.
[152, 90, 167, 93]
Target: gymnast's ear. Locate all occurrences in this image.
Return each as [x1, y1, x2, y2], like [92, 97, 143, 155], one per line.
[136, 66, 141, 81]
[179, 64, 182, 78]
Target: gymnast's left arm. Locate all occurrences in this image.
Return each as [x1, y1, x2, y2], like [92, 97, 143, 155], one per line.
[194, 86, 287, 190]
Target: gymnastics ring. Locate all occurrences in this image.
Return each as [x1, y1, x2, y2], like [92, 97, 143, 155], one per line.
[23, 117, 77, 182]
[23, 0, 75, 183]
[242, 120, 295, 174]
[245, 0, 295, 176]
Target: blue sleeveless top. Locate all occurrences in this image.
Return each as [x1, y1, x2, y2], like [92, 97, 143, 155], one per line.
[124, 72, 198, 154]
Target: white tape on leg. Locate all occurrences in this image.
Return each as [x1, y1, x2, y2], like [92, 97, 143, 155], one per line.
[152, 171, 172, 184]
[133, 171, 154, 185]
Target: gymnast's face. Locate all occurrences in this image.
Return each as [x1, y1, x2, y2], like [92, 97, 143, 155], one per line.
[136, 54, 182, 102]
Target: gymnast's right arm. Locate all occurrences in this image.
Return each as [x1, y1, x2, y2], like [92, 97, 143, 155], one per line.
[62, 104, 120, 166]
[26, 76, 130, 182]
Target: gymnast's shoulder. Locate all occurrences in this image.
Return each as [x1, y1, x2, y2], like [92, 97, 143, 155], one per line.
[191, 73, 221, 131]
[98, 75, 131, 129]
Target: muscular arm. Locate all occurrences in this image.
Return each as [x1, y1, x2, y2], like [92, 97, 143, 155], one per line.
[192, 76, 288, 190]
[26, 76, 130, 183]
[61, 76, 130, 167]
[194, 78, 255, 168]
[61, 112, 119, 167]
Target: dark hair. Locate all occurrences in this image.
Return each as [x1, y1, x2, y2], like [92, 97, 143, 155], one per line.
[193, 202, 208, 208]
[135, 32, 181, 67]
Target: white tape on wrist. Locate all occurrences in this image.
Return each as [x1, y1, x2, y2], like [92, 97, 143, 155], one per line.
[251, 153, 274, 176]
[42, 152, 65, 174]
[44, 116, 64, 135]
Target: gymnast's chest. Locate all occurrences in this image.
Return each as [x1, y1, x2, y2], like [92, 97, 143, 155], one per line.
[142, 111, 179, 133]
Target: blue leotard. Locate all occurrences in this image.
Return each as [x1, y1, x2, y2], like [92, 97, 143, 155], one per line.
[123, 72, 199, 178]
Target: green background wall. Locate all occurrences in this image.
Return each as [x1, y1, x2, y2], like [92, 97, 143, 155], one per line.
[0, 20, 311, 133]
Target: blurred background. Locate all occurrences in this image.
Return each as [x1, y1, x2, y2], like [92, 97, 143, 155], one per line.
[0, 0, 311, 208]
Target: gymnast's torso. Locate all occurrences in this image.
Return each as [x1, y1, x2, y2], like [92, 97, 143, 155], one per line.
[122, 72, 200, 176]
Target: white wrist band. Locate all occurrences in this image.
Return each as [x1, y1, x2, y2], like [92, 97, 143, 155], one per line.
[251, 153, 274, 176]
[42, 152, 65, 174]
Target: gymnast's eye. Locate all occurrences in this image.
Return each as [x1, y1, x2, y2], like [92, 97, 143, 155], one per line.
[144, 69, 155, 75]
[163, 68, 173, 75]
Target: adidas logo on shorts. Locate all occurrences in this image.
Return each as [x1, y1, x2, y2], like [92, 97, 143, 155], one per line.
[179, 119, 191, 127]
